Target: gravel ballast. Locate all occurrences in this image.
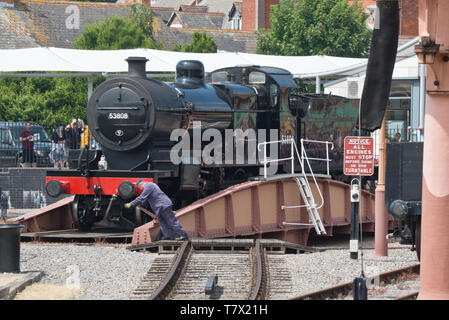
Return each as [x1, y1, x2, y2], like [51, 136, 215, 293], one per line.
[18, 241, 419, 300]
[285, 247, 419, 298]
[19, 244, 158, 300]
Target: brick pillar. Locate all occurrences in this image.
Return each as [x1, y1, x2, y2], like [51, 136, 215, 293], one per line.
[264, 0, 279, 30]
[242, 0, 256, 31]
[400, 0, 418, 36]
[417, 0, 449, 300]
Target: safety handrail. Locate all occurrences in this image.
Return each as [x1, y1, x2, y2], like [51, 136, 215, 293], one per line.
[257, 138, 326, 210]
[300, 139, 334, 176]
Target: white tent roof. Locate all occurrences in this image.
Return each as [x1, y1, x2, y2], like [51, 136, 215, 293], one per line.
[0, 37, 418, 78]
[0, 47, 366, 78]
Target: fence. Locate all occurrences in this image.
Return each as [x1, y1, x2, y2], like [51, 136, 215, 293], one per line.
[371, 127, 424, 160]
[0, 122, 98, 168]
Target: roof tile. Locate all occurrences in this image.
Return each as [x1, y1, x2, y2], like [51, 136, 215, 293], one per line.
[1, 0, 256, 53]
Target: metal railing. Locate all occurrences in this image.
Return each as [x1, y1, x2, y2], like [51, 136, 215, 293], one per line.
[257, 138, 328, 235]
[0, 122, 99, 168]
[257, 138, 333, 179]
[371, 128, 424, 160]
[300, 139, 334, 177]
[257, 138, 326, 210]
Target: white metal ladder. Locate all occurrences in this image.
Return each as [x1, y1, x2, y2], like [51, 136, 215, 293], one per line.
[258, 138, 330, 235]
[282, 177, 327, 235]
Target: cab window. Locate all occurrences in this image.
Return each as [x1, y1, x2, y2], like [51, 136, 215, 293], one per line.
[249, 72, 266, 84]
[211, 71, 229, 83]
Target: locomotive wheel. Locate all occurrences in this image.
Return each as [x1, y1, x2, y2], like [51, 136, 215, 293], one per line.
[415, 216, 421, 261]
[72, 195, 93, 232]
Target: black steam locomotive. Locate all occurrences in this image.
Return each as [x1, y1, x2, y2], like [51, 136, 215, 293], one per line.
[46, 57, 363, 231]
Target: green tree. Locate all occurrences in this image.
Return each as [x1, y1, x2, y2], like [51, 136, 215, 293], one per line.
[73, 16, 160, 50]
[0, 6, 162, 128]
[129, 3, 155, 40]
[257, 0, 371, 57]
[172, 31, 218, 53]
[0, 76, 90, 129]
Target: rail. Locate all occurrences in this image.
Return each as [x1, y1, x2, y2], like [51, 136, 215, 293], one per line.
[257, 138, 333, 178]
[132, 239, 269, 300]
[249, 239, 268, 300]
[148, 240, 192, 300]
[289, 264, 420, 300]
[300, 139, 334, 177]
[257, 138, 327, 210]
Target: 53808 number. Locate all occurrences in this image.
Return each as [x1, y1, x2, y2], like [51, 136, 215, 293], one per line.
[108, 113, 129, 119]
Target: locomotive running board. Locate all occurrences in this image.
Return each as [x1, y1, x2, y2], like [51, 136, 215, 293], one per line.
[132, 176, 393, 246]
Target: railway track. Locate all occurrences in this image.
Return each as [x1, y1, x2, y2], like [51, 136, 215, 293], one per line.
[131, 239, 281, 300]
[289, 264, 420, 300]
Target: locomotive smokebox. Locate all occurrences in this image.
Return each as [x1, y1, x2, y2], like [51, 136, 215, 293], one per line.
[175, 60, 205, 88]
[126, 57, 149, 79]
[86, 56, 184, 170]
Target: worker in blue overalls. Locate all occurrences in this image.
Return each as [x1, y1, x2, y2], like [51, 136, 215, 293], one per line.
[124, 179, 188, 241]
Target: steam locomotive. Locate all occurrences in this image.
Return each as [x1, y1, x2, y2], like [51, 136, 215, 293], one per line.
[45, 57, 364, 231]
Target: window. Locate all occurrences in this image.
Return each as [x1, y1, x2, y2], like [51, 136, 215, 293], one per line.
[232, 17, 241, 30]
[387, 81, 413, 141]
[249, 72, 266, 84]
[211, 71, 229, 83]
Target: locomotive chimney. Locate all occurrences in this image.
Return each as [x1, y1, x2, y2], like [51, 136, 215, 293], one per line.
[126, 57, 148, 79]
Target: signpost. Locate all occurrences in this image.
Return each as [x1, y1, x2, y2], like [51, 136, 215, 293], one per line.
[344, 136, 374, 261]
[344, 137, 374, 176]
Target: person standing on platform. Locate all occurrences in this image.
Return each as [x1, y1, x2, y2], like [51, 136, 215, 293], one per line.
[19, 122, 36, 168]
[51, 124, 66, 169]
[65, 119, 84, 168]
[124, 179, 188, 241]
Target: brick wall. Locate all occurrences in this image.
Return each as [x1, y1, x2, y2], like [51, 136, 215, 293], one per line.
[350, 0, 418, 37]
[242, 0, 279, 31]
[0, 168, 67, 210]
[242, 0, 256, 31]
[264, 0, 279, 30]
[401, 0, 418, 36]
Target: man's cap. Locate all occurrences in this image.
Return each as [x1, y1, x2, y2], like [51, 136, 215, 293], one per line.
[136, 179, 144, 186]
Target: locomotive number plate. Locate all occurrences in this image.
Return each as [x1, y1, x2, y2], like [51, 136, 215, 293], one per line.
[108, 112, 129, 120]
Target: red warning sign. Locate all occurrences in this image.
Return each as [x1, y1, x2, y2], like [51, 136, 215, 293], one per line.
[343, 136, 374, 176]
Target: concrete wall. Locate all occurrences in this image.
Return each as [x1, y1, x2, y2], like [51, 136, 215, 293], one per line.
[0, 168, 67, 210]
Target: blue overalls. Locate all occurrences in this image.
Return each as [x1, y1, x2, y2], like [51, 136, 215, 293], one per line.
[130, 182, 188, 240]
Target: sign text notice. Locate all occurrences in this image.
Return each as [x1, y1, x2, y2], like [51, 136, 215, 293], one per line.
[343, 136, 374, 176]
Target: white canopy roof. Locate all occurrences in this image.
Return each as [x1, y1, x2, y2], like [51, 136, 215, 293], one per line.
[0, 47, 366, 78]
[0, 37, 418, 79]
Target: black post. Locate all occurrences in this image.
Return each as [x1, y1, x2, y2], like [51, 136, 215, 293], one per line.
[350, 178, 360, 259]
[353, 277, 368, 300]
